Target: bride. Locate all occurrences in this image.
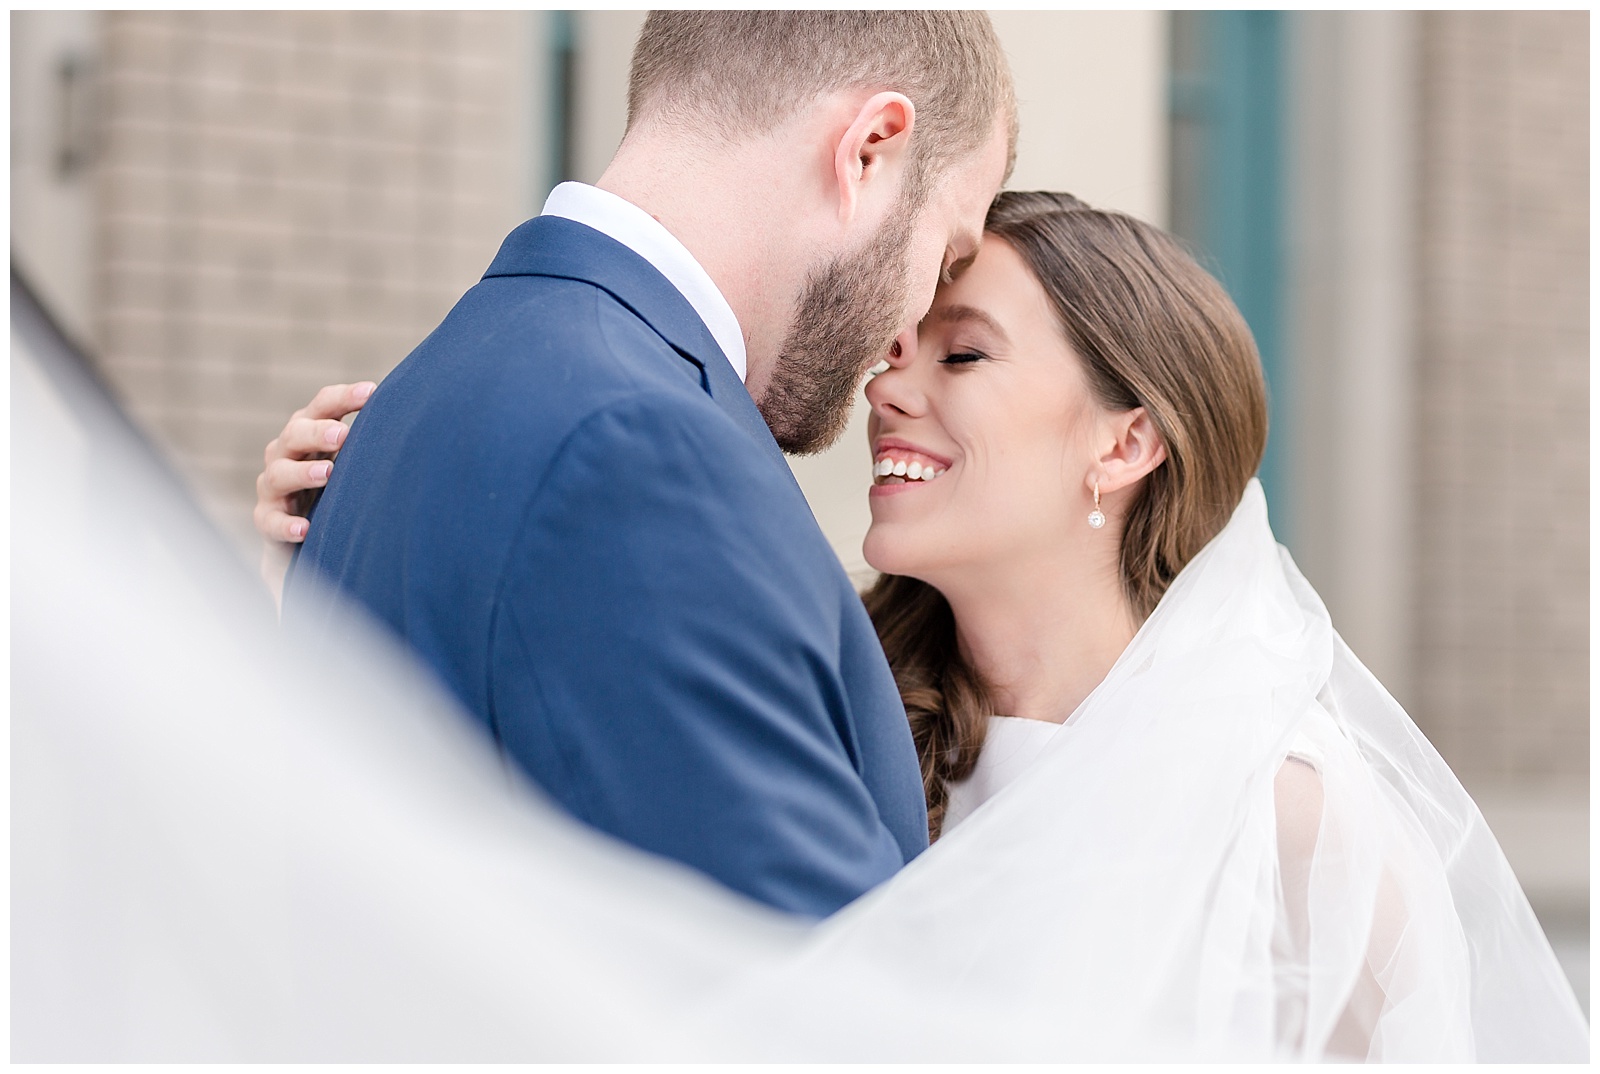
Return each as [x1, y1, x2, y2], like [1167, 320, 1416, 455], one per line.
[252, 191, 1586, 1060]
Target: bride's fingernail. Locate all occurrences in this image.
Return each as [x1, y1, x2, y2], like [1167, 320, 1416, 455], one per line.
[310, 461, 332, 481]
[290, 520, 308, 539]
[324, 425, 342, 446]
[354, 382, 376, 401]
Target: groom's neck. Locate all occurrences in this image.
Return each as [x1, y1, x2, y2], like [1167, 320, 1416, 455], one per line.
[597, 121, 821, 402]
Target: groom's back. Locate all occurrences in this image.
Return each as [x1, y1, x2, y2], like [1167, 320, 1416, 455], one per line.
[287, 218, 927, 916]
[293, 268, 700, 712]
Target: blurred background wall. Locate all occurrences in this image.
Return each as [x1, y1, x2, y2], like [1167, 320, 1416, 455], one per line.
[11, 9, 1589, 1005]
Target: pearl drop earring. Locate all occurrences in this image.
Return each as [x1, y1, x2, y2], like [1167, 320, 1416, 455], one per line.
[1088, 482, 1106, 529]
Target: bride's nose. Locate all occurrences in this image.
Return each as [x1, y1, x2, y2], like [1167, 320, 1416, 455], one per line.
[865, 331, 927, 419]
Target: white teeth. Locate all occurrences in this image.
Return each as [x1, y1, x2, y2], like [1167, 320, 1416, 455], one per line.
[874, 455, 946, 483]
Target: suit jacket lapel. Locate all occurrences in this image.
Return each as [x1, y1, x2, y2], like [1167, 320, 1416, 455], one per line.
[693, 333, 795, 480]
[484, 216, 795, 482]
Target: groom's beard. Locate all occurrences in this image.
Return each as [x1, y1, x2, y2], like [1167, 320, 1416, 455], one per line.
[758, 201, 918, 456]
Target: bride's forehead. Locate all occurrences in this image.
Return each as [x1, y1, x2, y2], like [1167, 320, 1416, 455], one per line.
[960, 235, 1033, 282]
[930, 242, 1035, 309]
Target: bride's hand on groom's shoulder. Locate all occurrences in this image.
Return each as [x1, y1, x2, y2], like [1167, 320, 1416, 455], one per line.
[255, 381, 375, 608]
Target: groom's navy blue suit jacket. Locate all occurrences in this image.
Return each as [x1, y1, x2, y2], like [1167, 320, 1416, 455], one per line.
[287, 216, 928, 916]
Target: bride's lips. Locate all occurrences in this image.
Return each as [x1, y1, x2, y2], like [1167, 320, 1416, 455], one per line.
[870, 437, 954, 497]
[872, 437, 953, 469]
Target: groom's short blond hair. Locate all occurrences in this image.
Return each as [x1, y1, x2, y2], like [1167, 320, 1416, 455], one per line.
[627, 11, 1016, 185]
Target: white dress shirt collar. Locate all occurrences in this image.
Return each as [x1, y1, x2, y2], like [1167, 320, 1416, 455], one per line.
[540, 181, 748, 383]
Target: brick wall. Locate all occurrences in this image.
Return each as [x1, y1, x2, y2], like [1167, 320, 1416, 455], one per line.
[1413, 12, 1589, 781]
[94, 11, 531, 546]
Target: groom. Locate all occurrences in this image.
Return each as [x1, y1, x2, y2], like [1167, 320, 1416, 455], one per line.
[282, 12, 1015, 917]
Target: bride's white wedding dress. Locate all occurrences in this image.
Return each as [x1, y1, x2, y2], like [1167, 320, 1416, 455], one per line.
[944, 715, 1061, 832]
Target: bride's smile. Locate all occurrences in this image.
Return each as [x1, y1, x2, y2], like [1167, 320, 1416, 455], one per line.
[869, 438, 948, 488]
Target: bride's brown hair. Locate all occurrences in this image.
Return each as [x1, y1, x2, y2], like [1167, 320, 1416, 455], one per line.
[863, 191, 1268, 839]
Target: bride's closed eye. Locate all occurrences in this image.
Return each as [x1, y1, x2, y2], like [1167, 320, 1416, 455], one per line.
[939, 350, 988, 366]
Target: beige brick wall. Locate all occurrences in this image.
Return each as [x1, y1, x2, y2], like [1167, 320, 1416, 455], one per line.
[1413, 12, 1589, 782]
[94, 11, 532, 546]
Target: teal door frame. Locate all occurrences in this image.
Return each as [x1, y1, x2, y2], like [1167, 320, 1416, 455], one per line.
[544, 11, 578, 194]
[1169, 11, 1290, 539]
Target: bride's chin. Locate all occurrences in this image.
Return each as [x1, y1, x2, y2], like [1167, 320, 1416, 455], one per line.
[861, 532, 891, 574]
[862, 530, 924, 579]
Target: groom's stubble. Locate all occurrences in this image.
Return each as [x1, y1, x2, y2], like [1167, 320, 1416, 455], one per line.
[757, 175, 925, 456]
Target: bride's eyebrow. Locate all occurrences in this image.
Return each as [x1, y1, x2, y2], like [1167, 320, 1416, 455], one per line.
[928, 304, 1009, 345]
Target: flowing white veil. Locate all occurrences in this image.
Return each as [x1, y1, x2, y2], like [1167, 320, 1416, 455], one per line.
[13, 274, 1586, 1060]
[698, 480, 1589, 1061]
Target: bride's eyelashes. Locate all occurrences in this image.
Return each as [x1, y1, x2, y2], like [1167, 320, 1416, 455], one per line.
[939, 350, 988, 366]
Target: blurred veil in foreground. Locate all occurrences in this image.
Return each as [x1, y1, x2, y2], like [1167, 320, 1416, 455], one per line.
[10, 267, 808, 1061]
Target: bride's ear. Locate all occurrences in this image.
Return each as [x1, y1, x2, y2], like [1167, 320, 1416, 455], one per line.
[1094, 407, 1168, 495]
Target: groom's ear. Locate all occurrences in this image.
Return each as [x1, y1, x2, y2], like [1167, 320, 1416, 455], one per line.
[833, 91, 916, 227]
[1096, 407, 1168, 495]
